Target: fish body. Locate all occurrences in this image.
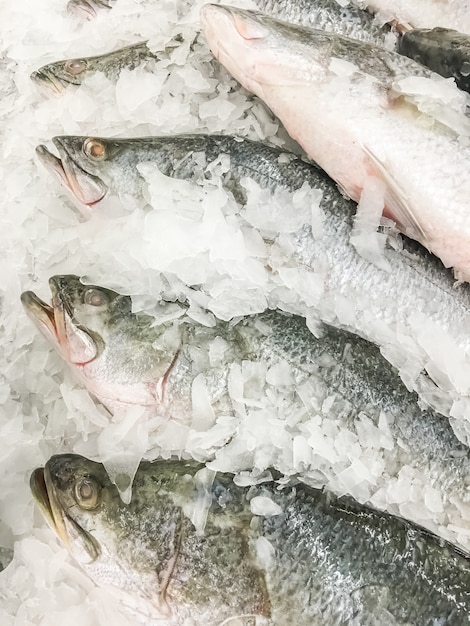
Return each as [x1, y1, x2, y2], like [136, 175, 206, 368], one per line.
[31, 454, 470, 625]
[254, 0, 393, 46]
[398, 27, 470, 94]
[34, 133, 470, 409]
[31, 42, 155, 94]
[201, 5, 470, 281]
[358, 0, 470, 36]
[21, 276, 470, 545]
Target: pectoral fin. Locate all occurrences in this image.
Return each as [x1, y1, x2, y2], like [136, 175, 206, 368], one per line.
[363, 144, 428, 244]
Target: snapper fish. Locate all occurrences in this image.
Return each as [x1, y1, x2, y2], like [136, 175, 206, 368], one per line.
[20, 275, 470, 548]
[31, 454, 470, 625]
[34, 133, 470, 421]
[201, 5, 470, 282]
[398, 27, 470, 94]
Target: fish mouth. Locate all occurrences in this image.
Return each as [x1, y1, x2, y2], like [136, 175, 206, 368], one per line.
[67, 0, 98, 19]
[30, 467, 70, 549]
[35, 140, 107, 206]
[21, 279, 98, 366]
[30, 69, 71, 95]
[20, 290, 62, 352]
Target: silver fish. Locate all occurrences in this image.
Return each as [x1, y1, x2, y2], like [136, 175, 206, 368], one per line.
[255, 0, 393, 45]
[398, 27, 470, 94]
[201, 5, 470, 282]
[31, 42, 156, 94]
[21, 275, 470, 547]
[33, 133, 470, 421]
[31, 453, 470, 625]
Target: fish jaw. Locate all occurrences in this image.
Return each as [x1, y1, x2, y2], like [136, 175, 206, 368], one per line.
[21, 284, 98, 366]
[36, 140, 108, 207]
[31, 457, 102, 564]
[30, 68, 69, 95]
[30, 467, 71, 551]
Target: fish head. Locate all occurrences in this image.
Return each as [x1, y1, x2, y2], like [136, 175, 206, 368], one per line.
[21, 275, 185, 409]
[30, 454, 113, 564]
[36, 137, 112, 208]
[200, 4, 330, 94]
[21, 275, 125, 366]
[30, 455, 209, 619]
[31, 58, 90, 94]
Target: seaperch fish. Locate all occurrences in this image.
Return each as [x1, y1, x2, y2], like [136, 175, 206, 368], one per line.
[398, 27, 470, 94]
[31, 454, 470, 625]
[34, 133, 470, 425]
[21, 275, 470, 548]
[201, 5, 470, 281]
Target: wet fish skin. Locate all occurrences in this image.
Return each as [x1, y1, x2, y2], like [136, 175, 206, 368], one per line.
[34, 133, 470, 404]
[31, 454, 470, 625]
[0, 547, 13, 572]
[357, 0, 470, 36]
[31, 42, 156, 93]
[398, 27, 470, 94]
[201, 4, 470, 281]
[21, 276, 470, 544]
[255, 0, 392, 46]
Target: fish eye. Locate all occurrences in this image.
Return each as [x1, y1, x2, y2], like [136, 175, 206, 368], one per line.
[64, 59, 87, 76]
[83, 288, 108, 307]
[74, 478, 100, 510]
[83, 138, 107, 161]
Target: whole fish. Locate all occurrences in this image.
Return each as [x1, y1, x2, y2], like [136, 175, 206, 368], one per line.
[31, 42, 156, 94]
[34, 133, 470, 417]
[201, 5, 470, 281]
[31, 454, 470, 625]
[398, 27, 470, 94]
[357, 0, 470, 36]
[21, 275, 470, 547]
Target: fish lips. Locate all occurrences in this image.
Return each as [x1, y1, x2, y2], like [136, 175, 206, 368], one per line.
[36, 138, 108, 207]
[30, 460, 101, 564]
[30, 466, 70, 549]
[30, 68, 72, 95]
[21, 282, 98, 366]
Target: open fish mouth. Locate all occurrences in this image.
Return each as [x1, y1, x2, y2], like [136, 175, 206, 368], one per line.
[30, 69, 70, 95]
[21, 281, 98, 366]
[35, 140, 107, 206]
[20, 290, 62, 352]
[30, 467, 70, 549]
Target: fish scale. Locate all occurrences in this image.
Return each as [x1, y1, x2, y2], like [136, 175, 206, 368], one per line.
[34, 133, 470, 422]
[200, 5, 470, 281]
[30, 455, 470, 624]
[21, 277, 470, 549]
